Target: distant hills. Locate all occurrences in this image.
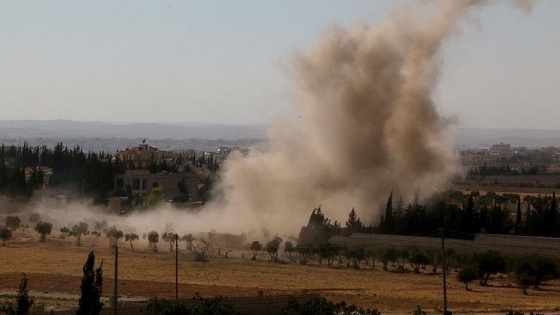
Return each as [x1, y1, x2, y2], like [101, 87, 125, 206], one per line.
[450, 127, 560, 149]
[0, 120, 559, 152]
[0, 120, 267, 152]
[0, 120, 267, 140]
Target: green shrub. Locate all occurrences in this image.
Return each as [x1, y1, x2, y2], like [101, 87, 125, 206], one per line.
[145, 295, 240, 315]
[282, 296, 381, 315]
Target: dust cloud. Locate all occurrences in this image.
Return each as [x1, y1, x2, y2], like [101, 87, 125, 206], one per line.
[203, 0, 534, 235]
[18, 201, 256, 242]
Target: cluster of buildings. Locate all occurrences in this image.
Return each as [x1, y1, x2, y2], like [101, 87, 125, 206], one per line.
[459, 143, 560, 174]
[108, 142, 246, 212]
[114, 142, 204, 197]
[15, 142, 245, 212]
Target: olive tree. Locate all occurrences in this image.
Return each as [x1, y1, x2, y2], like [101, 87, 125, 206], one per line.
[284, 241, 295, 261]
[34, 222, 53, 242]
[5, 216, 21, 232]
[515, 255, 559, 295]
[124, 233, 139, 251]
[192, 238, 211, 262]
[104, 226, 124, 248]
[265, 237, 283, 262]
[60, 222, 89, 246]
[162, 232, 178, 252]
[181, 233, 195, 251]
[94, 220, 107, 233]
[409, 249, 430, 273]
[27, 213, 41, 224]
[147, 231, 159, 252]
[472, 250, 507, 286]
[457, 265, 478, 291]
[1, 226, 13, 246]
[318, 242, 341, 267]
[250, 241, 262, 260]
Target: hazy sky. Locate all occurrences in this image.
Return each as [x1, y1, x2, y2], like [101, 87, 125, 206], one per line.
[1, 1, 559, 129]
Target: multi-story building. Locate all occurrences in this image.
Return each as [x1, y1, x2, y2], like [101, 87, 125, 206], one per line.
[460, 149, 490, 165]
[489, 143, 512, 160]
[117, 143, 168, 169]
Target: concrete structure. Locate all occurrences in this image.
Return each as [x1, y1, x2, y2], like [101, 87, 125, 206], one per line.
[107, 196, 128, 214]
[489, 142, 512, 159]
[115, 143, 189, 170]
[114, 169, 201, 199]
[116, 143, 161, 169]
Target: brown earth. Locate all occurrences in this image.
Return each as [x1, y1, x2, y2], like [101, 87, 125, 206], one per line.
[1, 233, 560, 314]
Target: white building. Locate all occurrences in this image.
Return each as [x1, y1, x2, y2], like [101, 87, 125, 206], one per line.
[489, 143, 512, 159]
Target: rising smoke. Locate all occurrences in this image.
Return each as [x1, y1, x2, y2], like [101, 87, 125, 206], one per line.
[204, 0, 534, 235]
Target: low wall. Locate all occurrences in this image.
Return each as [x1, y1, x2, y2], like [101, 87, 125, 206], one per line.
[331, 233, 560, 257]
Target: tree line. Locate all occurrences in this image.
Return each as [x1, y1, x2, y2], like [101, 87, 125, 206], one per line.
[380, 190, 560, 239]
[297, 190, 560, 246]
[0, 142, 220, 205]
[0, 214, 216, 263]
[249, 233, 559, 297]
[0, 143, 119, 203]
[467, 162, 542, 176]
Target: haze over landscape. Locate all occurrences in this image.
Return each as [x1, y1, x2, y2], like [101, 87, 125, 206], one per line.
[3, 1, 560, 314]
[0, 0, 556, 234]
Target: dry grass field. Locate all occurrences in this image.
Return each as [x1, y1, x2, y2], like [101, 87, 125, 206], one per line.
[1, 232, 560, 314]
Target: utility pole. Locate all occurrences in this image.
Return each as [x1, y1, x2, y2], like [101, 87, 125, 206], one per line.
[175, 233, 179, 300]
[114, 244, 118, 315]
[441, 227, 448, 314]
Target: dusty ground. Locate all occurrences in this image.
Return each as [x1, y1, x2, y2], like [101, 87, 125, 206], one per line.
[0, 232, 559, 314]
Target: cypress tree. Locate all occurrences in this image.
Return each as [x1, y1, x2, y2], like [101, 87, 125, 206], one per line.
[549, 192, 558, 236]
[346, 207, 362, 234]
[16, 273, 33, 315]
[77, 251, 103, 315]
[515, 197, 522, 235]
[0, 155, 7, 188]
[465, 195, 475, 235]
[384, 191, 393, 234]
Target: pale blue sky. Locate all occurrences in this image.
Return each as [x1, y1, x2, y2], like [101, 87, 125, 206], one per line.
[0, 1, 559, 129]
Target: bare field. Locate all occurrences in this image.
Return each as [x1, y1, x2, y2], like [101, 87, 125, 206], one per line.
[1, 233, 560, 314]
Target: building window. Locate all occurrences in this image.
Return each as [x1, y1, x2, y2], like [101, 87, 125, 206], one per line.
[153, 182, 159, 188]
[132, 179, 140, 190]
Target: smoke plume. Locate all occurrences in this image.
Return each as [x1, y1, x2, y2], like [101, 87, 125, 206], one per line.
[198, 0, 534, 235]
